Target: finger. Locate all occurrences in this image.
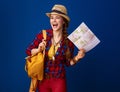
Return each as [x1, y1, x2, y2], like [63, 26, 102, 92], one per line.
[78, 53, 85, 58]
[38, 43, 43, 49]
[78, 51, 84, 55]
[42, 41, 46, 46]
[79, 48, 85, 52]
[42, 39, 46, 42]
[39, 42, 45, 47]
[38, 46, 42, 51]
[42, 39, 46, 46]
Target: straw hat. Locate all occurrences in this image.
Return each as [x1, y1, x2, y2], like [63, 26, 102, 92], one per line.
[46, 4, 70, 22]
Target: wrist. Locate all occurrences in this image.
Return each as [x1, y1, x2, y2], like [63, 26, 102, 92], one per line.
[73, 56, 79, 64]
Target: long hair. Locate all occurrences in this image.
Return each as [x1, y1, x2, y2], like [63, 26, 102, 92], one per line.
[62, 17, 69, 39]
[62, 18, 71, 60]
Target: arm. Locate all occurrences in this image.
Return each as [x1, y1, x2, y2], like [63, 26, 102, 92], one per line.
[31, 39, 46, 55]
[70, 49, 85, 65]
[65, 40, 85, 66]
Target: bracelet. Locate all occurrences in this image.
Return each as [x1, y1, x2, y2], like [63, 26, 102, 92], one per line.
[73, 56, 79, 64]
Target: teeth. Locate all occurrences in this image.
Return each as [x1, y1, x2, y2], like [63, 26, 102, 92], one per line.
[53, 23, 57, 25]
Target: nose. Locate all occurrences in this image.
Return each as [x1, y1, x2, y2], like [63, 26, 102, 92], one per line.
[53, 18, 56, 22]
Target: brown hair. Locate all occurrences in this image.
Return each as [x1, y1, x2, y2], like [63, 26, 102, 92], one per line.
[62, 18, 71, 60]
[62, 17, 69, 38]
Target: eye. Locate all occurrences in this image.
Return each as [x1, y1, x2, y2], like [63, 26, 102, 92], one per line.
[50, 16, 53, 19]
[56, 16, 61, 19]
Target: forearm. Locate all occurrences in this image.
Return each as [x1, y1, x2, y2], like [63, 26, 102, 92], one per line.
[31, 48, 39, 55]
[70, 49, 85, 65]
[31, 41, 46, 55]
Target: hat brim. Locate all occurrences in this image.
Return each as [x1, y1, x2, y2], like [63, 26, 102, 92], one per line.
[46, 12, 70, 22]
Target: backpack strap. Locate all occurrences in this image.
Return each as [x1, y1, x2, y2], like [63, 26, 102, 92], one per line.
[42, 30, 47, 55]
[42, 30, 47, 40]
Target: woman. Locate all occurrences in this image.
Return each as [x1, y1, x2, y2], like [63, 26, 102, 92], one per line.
[26, 4, 85, 92]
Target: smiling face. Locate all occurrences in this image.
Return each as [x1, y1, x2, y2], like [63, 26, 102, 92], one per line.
[50, 14, 65, 32]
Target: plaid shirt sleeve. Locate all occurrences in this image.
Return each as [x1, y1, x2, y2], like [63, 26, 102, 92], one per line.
[26, 31, 43, 56]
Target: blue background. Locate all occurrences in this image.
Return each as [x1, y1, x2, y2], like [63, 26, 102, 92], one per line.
[0, 0, 120, 92]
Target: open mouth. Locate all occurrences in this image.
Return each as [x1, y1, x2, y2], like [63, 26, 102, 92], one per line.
[52, 24, 58, 28]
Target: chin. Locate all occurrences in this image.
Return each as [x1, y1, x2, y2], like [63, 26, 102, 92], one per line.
[52, 28, 59, 31]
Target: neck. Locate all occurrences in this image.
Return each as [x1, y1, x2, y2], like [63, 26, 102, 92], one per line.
[53, 29, 63, 38]
[52, 29, 63, 46]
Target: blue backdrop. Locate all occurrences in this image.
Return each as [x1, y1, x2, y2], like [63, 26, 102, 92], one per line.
[0, 0, 120, 92]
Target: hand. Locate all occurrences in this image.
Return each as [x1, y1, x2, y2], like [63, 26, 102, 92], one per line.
[38, 39, 46, 52]
[31, 39, 46, 55]
[31, 48, 39, 55]
[71, 49, 85, 65]
[76, 49, 85, 60]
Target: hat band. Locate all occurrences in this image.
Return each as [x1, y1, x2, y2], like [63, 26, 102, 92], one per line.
[51, 10, 66, 15]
